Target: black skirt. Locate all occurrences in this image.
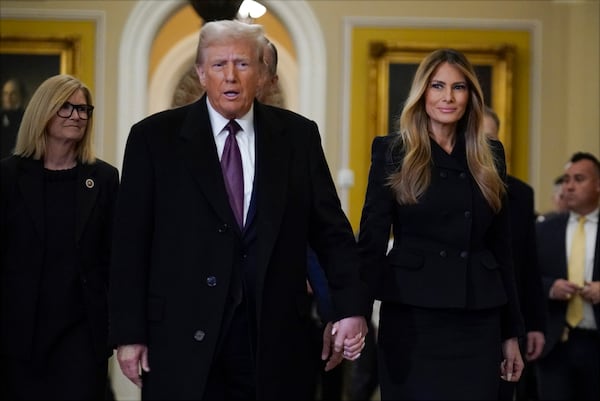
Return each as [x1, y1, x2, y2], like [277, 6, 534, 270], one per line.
[377, 302, 502, 400]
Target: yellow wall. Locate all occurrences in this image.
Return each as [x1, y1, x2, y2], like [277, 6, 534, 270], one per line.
[1, 0, 598, 217]
[1, 2, 599, 400]
[0, 19, 96, 95]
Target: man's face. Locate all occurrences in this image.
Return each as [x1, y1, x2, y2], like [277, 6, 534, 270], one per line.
[196, 39, 260, 119]
[483, 114, 499, 140]
[2, 80, 22, 110]
[562, 159, 600, 215]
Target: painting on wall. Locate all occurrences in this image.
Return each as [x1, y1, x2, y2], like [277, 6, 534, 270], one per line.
[368, 42, 515, 168]
[0, 36, 80, 107]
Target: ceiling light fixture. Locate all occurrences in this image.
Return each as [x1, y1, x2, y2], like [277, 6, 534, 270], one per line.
[238, 0, 267, 19]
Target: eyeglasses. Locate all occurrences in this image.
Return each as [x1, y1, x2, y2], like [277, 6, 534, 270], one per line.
[57, 102, 94, 120]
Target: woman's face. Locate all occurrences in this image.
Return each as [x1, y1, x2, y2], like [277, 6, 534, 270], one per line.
[425, 62, 469, 129]
[46, 89, 88, 147]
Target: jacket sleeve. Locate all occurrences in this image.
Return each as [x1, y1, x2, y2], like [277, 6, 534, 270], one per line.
[358, 136, 397, 305]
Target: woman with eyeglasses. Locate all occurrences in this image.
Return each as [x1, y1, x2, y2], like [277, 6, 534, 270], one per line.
[0, 74, 119, 399]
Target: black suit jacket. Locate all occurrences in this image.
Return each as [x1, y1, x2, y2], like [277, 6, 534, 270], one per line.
[109, 96, 369, 399]
[506, 175, 547, 333]
[536, 213, 600, 357]
[358, 134, 524, 339]
[0, 155, 119, 361]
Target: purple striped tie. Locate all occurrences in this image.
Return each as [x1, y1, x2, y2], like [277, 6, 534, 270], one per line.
[221, 119, 244, 228]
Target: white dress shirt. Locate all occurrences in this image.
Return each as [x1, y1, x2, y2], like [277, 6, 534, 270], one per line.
[566, 208, 599, 329]
[206, 98, 255, 226]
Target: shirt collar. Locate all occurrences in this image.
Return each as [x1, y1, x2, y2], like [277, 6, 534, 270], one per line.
[569, 208, 599, 223]
[206, 97, 254, 138]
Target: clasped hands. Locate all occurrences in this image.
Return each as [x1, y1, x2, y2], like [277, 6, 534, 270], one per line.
[550, 279, 600, 304]
[321, 315, 368, 372]
[117, 315, 369, 388]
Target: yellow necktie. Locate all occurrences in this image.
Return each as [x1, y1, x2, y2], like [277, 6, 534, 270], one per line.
[566, 216, 586, 328]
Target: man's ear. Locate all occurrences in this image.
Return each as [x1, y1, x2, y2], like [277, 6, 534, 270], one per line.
[196, 64, 206, 87]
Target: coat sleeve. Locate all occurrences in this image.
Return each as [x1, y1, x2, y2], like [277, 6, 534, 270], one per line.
[357, 136, 397, 304]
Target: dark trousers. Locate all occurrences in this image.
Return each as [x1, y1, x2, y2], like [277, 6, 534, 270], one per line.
[0, 322, 107, 400]
[536, 328, 600, 400]
[203, 303, 256, 400]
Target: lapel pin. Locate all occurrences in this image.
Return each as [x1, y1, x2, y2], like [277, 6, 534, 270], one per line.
[85, 178, 95, 189]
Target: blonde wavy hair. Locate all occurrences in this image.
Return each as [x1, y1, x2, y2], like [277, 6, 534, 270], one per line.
[13, 74, 96, 164]
[387, 48, 505, 212]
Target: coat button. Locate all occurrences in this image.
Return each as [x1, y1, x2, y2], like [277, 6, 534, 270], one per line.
[440, 171, 448, 178]
[217, 224, 230, 233]
[464, 211, 471, 218]
[460, 251, 469, 259]
[459, 172, 467, 179]
[206, 276, 217, 287]
[193, 330, 206, 342]
[439, 250, 447, 258]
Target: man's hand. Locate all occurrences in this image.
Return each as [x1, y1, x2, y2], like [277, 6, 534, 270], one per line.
[525, 331, 545, 361]
[580, 281, 600, 305]
[321, 322, 343, 371]
[116, 344, 150, 388]
[332, 316, 367, 360]
[321, 316, 367, 372]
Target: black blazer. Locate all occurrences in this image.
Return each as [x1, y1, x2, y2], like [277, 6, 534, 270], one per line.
[358, 134, 524, 339]
[109, 96, 369, 399]
[536, 213, 600, 357]
[506, 175, 547, 333]
[0, 155, 119, 361]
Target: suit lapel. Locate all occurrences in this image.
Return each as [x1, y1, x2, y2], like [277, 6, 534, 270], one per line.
[17, 158, 45, 239]
[594, 218, 600, 282]
[75, 163, 99, 243]
[178, 97, 239, 231]
[252, 104, 290, 302]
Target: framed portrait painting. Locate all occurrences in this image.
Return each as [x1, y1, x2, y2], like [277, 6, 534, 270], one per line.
[0, 36, 80, 106]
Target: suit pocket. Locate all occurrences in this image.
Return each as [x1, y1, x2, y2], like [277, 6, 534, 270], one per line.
[387, 248, 424, 271]
[479, 250, 500, 270]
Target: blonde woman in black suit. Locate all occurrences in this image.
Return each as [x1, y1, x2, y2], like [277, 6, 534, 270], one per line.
[0, 74, 119, 399]
[358, 48, 524, 400]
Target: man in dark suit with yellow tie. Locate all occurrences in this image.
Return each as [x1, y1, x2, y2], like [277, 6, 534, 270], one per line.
[535, 152, 600, 400]
[109, 19, 369, 400]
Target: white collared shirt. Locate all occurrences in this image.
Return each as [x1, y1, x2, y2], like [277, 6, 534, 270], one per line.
[206, 98, 255, 226]
[566, 208, 599, 329]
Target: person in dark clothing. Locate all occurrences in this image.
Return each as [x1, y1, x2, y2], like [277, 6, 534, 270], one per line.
[535, 152, 600, 401]
[358, 48, 524, 400]
[0, 74, 119, 399]
[484, 106, 547, 401]
[109, 19, 368, 400]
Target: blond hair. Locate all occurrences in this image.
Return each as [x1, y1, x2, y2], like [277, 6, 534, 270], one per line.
[388, 48, 505, 212]
[14, 74, 96, 163]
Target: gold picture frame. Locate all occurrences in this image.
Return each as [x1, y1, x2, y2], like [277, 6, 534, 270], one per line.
[0, 36, 80, 104]
[368, 42, 515, 170]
